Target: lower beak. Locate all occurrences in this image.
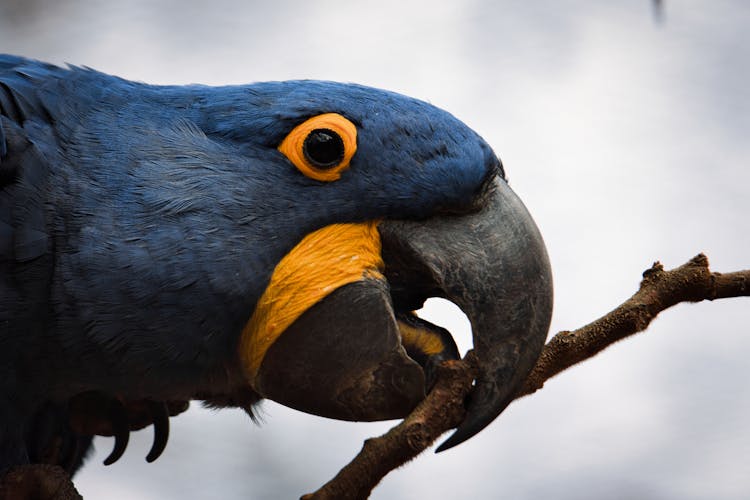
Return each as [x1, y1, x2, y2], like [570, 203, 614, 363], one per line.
[254, 277, 426, 421]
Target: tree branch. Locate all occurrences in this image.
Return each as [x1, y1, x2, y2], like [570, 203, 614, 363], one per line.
[517, 253, 749, 397]
[302, 254, 749, 500]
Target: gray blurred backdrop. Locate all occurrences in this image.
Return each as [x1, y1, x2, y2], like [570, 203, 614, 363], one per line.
[1, 1, 748, 498]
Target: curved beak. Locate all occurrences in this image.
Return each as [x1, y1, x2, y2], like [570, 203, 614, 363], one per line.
[379, 178, 553, 451]
[253, 177, 552, 449]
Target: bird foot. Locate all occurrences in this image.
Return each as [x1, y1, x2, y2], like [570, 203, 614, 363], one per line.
[67, 392, 189, 465]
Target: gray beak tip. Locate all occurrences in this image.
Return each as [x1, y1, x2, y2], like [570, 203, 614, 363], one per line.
[434, 381, 509, 452]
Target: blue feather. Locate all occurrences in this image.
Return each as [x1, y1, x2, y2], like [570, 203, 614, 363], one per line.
[0, 54, 502, 472]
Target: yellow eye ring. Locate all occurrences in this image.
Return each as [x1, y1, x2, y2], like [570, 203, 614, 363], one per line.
[278, 113, 357, 182]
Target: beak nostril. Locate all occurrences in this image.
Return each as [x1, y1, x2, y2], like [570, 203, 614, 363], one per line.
[477, 155, 503, 198]
[493, 156, 505, 181]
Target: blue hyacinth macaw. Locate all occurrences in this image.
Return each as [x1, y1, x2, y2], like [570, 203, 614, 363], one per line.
[0, 54, 552, 486]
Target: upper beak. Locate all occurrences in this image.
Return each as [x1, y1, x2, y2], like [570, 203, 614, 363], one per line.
[379, 177, 553, 451]
[254, 177, 552, 450]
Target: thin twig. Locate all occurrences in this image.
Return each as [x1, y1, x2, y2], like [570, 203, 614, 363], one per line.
[517, 254, 749, 397]
[303, 254, 749, 499]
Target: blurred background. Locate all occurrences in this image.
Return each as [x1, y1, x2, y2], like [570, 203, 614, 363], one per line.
[1, 0, 748, 498]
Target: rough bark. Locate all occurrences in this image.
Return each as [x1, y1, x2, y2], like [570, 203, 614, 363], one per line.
[303, 254, 749, 500]
[0, 465, 82, 500]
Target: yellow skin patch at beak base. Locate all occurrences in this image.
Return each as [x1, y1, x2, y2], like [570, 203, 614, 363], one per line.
[240, 221, 384, 384]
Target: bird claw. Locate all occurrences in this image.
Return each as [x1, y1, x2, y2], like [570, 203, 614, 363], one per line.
[144, 401, 169, 463]
[67, 392, 188, 465]
[101, 398, 129, 466]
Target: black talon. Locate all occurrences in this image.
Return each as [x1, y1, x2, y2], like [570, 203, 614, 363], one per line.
[145, 401, 169, 463]
[103, 398, 130, 466]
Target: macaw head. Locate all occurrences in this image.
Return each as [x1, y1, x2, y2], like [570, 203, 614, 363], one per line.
[193, 81, 554, 451]
[0, 55, 552, 459]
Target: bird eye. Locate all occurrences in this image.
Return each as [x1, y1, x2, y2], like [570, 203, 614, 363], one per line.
[278, 113, 357, 181]
[303, 129, 344, 169]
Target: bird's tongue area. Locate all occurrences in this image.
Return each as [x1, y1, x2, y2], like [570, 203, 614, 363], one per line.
[240, 221, 439, 420]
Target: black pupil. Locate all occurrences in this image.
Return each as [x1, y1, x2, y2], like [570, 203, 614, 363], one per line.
[303, 128, 345, 169]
